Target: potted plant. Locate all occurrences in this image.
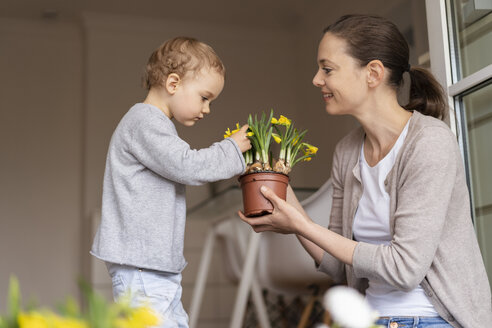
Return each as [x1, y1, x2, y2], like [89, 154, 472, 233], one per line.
[224, 110, 318, 217]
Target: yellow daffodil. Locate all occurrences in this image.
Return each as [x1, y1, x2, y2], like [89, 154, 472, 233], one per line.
[224, 123, 242, 138]
[278, 115, 291, 126]
[271, 115, 291, 126]
[223, 128, 232, 139]
[52, 316, 88, 328]
[303, 157, 312, 162]
[304, 144, 318, 155]
[246, 131, 254, 137]
[18, 312, 49, 328]
[116, 306, 160, 328]
[272, 133, 282, 144]
[18, 311, 89, 328]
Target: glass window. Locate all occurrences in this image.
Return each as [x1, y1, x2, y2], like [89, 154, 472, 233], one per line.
[441, 0, 492, 291]
[459, 80, 492, 285]
[448, 0, 492, 80]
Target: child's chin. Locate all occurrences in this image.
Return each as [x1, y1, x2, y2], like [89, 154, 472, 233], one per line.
[184, 121, 197, 127]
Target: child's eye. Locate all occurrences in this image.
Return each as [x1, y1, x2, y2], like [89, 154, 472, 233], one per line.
[322, 67, 332, 74]
[201, 96, 209, 102]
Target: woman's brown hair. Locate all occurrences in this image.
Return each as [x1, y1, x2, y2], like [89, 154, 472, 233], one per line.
[324, 15, 447, 120]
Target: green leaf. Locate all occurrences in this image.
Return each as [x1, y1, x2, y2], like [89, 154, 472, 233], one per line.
[5, 276, 20, 328]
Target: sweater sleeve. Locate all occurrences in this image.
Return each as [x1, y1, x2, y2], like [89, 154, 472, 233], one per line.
[317, 140, 347, 283]
[352, 126, 458, 291]
[130, 115, 246, 186]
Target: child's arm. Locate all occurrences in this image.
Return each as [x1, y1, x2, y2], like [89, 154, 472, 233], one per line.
[131, 116, 246, 185]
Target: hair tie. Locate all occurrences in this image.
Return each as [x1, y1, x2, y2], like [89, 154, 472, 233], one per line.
[405, 63, 411, 72]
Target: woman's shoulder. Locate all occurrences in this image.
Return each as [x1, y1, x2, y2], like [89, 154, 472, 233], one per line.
[335, 126, 364, 153]
[407, 111, 456, 146]
[401, 111, 460, 167]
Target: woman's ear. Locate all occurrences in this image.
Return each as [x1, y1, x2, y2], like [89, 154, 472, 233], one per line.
[366, 60, 385, 88]
[165, 73, 181, 94]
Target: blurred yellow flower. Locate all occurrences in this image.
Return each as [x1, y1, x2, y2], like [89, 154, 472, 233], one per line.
[115, 307, 160, 328]
[303, 157, 312, 162]
[18, 312, 49, 328]
[18, 311, 88, 328]
[53, 316, 88, 328]
[3, 276, 159, 328]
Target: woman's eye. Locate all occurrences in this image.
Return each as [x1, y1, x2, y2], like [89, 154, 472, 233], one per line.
[322, 67, 332, 74]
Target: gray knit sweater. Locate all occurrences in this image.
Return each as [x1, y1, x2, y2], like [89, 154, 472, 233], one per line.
[91, 103, 245, 272]
[318, 111, 492, 328]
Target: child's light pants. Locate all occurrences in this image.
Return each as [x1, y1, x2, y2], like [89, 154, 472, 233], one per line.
[106, 262, 189, 328]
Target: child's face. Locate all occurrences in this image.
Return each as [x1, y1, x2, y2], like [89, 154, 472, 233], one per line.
[169, 68, 224, 127]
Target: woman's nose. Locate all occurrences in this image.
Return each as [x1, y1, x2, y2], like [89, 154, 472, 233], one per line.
[312, 70, 324, 87]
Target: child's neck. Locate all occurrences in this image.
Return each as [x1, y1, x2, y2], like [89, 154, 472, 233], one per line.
[143, 88, 172, 119]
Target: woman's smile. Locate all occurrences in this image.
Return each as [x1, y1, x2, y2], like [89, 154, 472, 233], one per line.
[322, 92, 334, 102]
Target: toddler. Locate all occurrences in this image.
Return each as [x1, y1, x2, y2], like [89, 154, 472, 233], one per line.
[91, 37, 251, 327]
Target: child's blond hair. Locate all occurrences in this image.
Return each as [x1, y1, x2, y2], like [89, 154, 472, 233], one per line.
[143, 37, 225, 90]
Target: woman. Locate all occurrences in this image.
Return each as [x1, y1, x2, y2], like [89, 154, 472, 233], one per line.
[239, 15, 491, 328]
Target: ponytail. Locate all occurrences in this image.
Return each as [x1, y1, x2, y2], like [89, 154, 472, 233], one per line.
[405, 67, 447, 120]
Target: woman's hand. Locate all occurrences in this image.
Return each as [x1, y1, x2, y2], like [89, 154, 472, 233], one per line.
[238, 184, 357, 266]
[237, 185, 312, 234]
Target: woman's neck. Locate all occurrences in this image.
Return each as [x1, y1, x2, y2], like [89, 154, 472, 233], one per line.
[356, 97, 412, 166]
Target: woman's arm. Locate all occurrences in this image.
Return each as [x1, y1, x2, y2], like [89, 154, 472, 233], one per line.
[283, 185, 325, 264]
[238, 184, 357, 266]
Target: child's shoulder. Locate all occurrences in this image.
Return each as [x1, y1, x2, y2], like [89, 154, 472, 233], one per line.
[121, 103, 173, 130]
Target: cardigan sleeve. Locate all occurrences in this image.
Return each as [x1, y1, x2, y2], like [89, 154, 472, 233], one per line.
[352, 126, 458, 291]
[316, 140, 347, 283]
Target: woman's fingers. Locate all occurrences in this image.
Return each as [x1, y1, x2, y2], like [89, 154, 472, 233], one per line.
[259, 186, 283, 209]
[238, 210, 268, 226]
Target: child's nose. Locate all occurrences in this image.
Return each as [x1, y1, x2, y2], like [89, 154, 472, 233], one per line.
[203, 105, 210, 114]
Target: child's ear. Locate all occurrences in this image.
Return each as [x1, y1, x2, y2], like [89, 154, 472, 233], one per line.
[165, 73, 181, 94]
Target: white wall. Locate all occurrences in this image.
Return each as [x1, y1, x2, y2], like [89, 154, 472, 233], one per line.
[0, 18, 83, 305]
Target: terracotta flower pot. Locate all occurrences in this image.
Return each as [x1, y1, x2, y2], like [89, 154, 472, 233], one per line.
[238, 171, 289, 217]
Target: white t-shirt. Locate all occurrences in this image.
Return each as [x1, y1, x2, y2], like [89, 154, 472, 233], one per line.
[353, 120, 438, 317]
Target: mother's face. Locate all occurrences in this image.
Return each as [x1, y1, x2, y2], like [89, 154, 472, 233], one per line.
[312, 33, 369, 116]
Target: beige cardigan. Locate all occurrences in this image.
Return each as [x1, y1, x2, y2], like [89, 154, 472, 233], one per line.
[318, 111, 492, 328]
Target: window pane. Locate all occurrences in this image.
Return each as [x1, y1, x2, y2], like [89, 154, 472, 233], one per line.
[448, 0, 492, 80]
[462, 81, 492, 286]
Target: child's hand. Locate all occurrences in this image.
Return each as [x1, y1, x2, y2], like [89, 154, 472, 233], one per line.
[230, 124, 252, 153]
